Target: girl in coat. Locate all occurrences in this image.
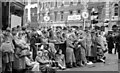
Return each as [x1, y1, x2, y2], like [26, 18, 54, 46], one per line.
[55, 49, 66, 70]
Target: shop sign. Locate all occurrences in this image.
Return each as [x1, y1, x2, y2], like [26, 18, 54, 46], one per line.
[68, 15, 81, 20]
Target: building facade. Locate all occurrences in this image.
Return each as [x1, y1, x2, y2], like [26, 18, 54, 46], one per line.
[24, 0, 120, 29]
[0, 0, 25, 30]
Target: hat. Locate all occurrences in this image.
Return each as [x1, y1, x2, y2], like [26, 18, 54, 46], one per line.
[6, 27, 11, 32]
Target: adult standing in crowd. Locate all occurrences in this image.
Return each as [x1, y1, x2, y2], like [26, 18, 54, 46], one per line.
[106, 31, 114, 54]
[12, 31, 28, 73]
[66, 34, 77, 68]
[85, 30, 92, 62]
[91, 31, 98, 63]
[1, 32, 15, 73]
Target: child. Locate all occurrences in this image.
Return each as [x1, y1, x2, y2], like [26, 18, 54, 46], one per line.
[55, 49, 66, 70]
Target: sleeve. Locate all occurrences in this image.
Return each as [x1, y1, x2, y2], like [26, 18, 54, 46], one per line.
[36, 56, 49, 64]
[0, 44, 3, 52]
[25, 57, 35, 66]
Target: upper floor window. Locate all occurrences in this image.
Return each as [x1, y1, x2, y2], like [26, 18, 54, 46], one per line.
[69, 10, 73, 15]
[61, 1, 64, 6]
[77, 0, 81, 4]
[55, 2, 57, 7]
[31, 0, 37, 4]
[54, 11, 57, 21]
[60, 11, 64, 21]
[70, 0, 73, 5]
[77, 10, 81, 14]
[114, 3, 118, 16]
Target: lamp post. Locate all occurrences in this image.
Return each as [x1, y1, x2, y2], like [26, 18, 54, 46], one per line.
[82, 0, 89, 30]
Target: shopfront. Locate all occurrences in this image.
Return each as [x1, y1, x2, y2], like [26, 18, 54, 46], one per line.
[0, 2, 25, 30]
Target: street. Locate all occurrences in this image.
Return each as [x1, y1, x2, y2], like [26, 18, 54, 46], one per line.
[57, 52, 118, 71]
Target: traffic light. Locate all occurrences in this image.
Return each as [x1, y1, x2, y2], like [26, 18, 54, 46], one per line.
[91, 8, 99, 24]
[91, 19, 98, 24]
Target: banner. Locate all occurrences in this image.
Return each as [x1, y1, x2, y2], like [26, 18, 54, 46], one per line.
[11, 14, 21, 28]
[68, 15, 81, 21]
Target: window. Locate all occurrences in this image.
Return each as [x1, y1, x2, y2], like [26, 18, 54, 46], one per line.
[70, 1, 73, 5]
[69, 10, 73, 15]
[42, 13, 45, 22]
[43, 3, 45, 9]
[77, 0, 81, 4]
[77, 10, 80, 14]
[31, 13, 37, 22]
[55, 2, 57, 7]
[50, 2, 53, 7]
[61, 1, 64, 6]
[25, 9, 28, 22]
[54, 11, 57, 21]
[114, 4, 118, 16]
[60, 11, 64, 21]
[31, 0, 37, 4]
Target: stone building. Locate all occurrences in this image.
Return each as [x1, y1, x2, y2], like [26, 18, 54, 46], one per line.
[24, 0, 120, 29]
[0, 0, 25, 30]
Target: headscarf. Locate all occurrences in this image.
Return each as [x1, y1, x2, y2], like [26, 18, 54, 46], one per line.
[37, 51, 43, 57]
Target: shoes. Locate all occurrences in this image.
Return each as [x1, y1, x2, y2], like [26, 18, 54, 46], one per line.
[66, 63, 73, 68]
[86, 61, 93, 65]
[100, 59, 105, 63]
[92, 60, 97, 63]
[103, 56, 106, 60]
[61, 67, 66, 70]
[103, 49, 108, 53]
[73, 62, 77, 67]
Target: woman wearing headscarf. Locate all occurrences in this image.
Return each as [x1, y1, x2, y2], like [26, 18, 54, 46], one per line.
[75, 30, 93, 66]
[12, 31, 29, 72]
[66, 34, 77, 68]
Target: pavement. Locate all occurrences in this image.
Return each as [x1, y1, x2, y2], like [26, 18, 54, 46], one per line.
[57, 52, 118, 71]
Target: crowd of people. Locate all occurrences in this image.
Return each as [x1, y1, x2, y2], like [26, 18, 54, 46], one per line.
[0, 25, 119, 73]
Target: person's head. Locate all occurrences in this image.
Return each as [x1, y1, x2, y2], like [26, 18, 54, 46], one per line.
[68, 34, 73, 40]
[57, 49, 62, 54]
[18, 31, 23, 38]
[37, 51, 43, 57]
[6, 27, 11, 35]
[43, 50, 48, 56]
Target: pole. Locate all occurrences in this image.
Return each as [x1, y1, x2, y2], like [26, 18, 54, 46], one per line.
[83, 19, 86, 30]
[8, 2, 11, 28]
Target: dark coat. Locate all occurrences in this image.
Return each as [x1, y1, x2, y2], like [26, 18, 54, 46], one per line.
[106, 35, 114, 49]
[114, 33, 120, 52]
[12, 39, 26, 70]
[91, 35, 97, 57]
